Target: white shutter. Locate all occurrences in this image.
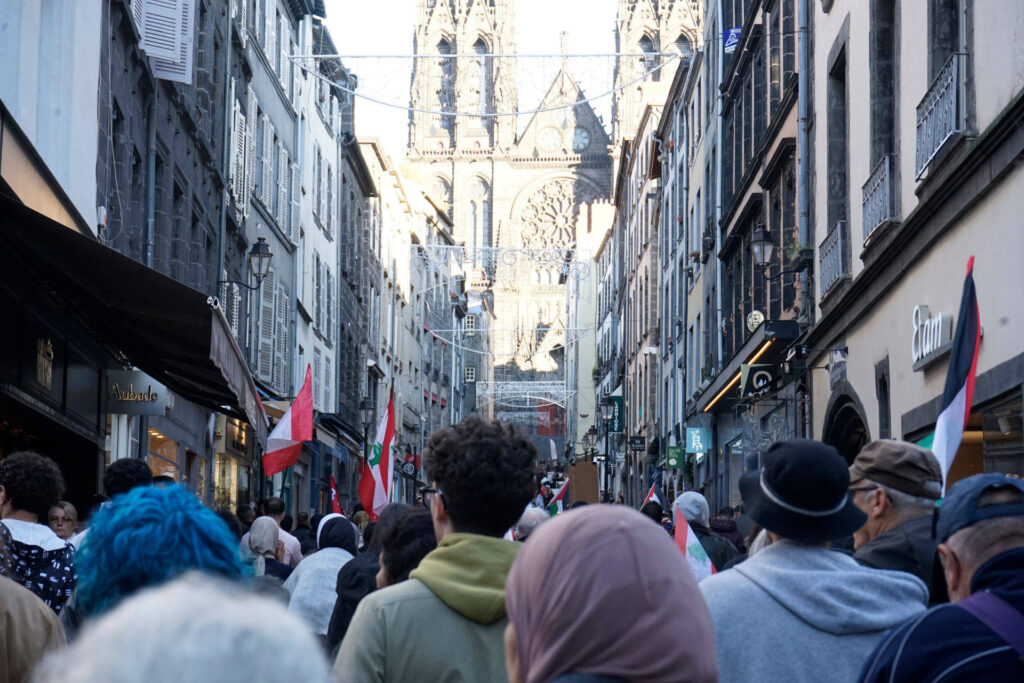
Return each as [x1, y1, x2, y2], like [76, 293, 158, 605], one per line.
[314, 252, 322, 326]
[136, 0, 181, 61]
[278, 17, 291, 93]
[290, 162, 301, 243]
[261, 120, 274, 206]
[236, 0, 247, 48]
[292, 40, 302, 110]
[274, 285, 289, 393]
[312, 348, 322, 411]
[264, 2, 276, 70]
[230, 283, 241, 339]
[150, 0, 195, 84]
[244, 89, 257, 212]
[323, 357, 331, 412]
[318, 157, 328, 221]
[257, 268, 277, 382]
[277, 146, 289, 228]
[231, 103, 246, 206]
[326, 270, 334, 344]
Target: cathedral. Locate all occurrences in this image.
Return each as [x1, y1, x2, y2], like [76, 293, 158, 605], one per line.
[405, 0, 700, 441]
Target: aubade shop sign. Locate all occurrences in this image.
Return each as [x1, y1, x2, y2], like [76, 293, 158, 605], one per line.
[106, 370, 168, 416]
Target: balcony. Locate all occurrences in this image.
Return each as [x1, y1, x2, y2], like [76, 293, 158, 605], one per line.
[818, 221, 848, 298]
[862, 154, 896, 242]
[916, 53, 966, 179]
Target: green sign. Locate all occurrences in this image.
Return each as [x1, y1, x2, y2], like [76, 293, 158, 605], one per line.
[609, 396, 625, 433]
[666, 445, 685, 468]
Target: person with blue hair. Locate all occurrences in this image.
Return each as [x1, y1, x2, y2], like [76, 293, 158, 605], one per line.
[75, 484, 242, 617]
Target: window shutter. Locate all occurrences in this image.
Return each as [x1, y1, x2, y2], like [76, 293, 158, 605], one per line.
[314, 252, 322, 326]
[150, 0, 195, 84]
[290, 162, 301, 243]
[136, 0, 181, 61]
[235, 0, 247, 48]
[274, 285, 289, 393]
[292, 40, 302, 110]
[319, 158, 328, 222]
[230, 283, 241, 339]
[278, 17, 291, 94]
[313, 348, 322, 411]
[244, 89, 257, 213]
[261, 120, 274, 206]
[326, 167, 334, 238]
[278, 146, 289, 229]
[264, 2, 276, 70]
[323, 357, 331, 412]
[232, 104, 246, 206]
[257, 268, 277, 382]
[326, 270, 333, 344]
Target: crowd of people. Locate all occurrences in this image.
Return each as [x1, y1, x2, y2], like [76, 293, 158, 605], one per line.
[1, 416, 1022, 682]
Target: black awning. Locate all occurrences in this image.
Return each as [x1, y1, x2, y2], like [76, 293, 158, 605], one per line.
[0, 193, 268, 445]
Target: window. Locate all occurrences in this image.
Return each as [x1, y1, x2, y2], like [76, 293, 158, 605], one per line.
[465, 314, 478, 334]
[465, 366, 476, 383]
[869, 0, 898, 166]
[827, 48, 849, 228]
[639, 35, 658, 73]
[436, 39, 455, 139]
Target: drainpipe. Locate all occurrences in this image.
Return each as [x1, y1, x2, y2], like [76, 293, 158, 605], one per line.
[216, 5, 234, 297]
[290, 16, 304, 399]
[139, 93, 157, 459]
[714, 0, 724, 374]
[797, 0, 811, 323]
[680, 106, 689, 488]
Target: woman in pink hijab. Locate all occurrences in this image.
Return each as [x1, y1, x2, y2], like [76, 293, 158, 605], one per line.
[504, 505, 718, 683]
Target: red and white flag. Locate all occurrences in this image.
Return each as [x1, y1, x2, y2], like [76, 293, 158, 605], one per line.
[358, 388, 395, 520]
[330, 473, 343, 515]
[674, 501, 715, 582]
[643, 483, 661, 506]
[933, 257, 982, 491]
[262, 365, 313, 477]
[547, 479, 569, 516]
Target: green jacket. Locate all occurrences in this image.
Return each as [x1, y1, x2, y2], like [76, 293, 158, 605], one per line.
[332, 533, 520, 683]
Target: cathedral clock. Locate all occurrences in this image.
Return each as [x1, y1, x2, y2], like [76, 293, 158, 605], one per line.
[572, 127, 591, 152]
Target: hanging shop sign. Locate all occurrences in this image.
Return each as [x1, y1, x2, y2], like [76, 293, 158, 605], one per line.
[629, 436, 646, 452]
[686, 428, 711, 454]
[106, 370, 168, 416]
[666, 445, 685, 469]
[740, 363, 777, 397]
[912, 305, 953, 371]
[609, 396, 625, 434]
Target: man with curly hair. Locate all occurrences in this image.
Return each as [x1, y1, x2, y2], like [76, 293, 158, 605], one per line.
[0, 451, 76, 613]
[334, 417, 536, 682]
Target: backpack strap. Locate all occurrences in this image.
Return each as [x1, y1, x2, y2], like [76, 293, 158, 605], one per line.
[958, 590, 1024, 658]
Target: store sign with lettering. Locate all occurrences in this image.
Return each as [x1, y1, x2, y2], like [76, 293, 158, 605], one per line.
[912, 305, 953, 371]
[106, 370, 168, 415]
[686, 428, 711, 454]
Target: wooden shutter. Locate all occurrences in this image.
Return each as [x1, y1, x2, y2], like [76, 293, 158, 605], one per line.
[257, 268, 277, 382]
[313, 348, 322, 411]
[290, 162, 301, 244]
[314, 251, 322, 326]
[261, 120, 274, 207]
[230, 283, 241, 339]
[318, 157, 328, 222]
[274, 284, 289, 393]
[277, 146, 289, 228]
[244, 89, 257, 213]
[326, 270, 334, 344]
[291, 39, 302, 110]
[323, 357, 331, 412]
[265, 2, 276, 71]
[137, 0, 181, 61]
[150, 0, 194, 84]
[278, 16, 291, 94]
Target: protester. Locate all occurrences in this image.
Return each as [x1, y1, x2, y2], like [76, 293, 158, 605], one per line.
[859, 473, 1024, 681]
[352, 511, 371, 536]
[239, 497, 302, 567]
[616, 493, 625, 504]
[333, 417, 535, 682]
[1, 573, 65, 683]
[700, 440, 928, 682]
[293, 512, 314, 553]
[534, 479, 552, 509]
[31, 574, 333, 683]
[640, 500, 663, 526]
[74, 485, 241, 619]
[504, 505, 717, 683]
[236, 505, 255, 535]
[710, 505, 746, 553]
[848, 439, 947, 603]
[0, 451, 76, 614]
[376, 507, 437, 588]
[514, 507, 550, 542]
[284, 514, 358, 644]
[70, 458, 153, 549]
[676, 491, 739, 571]
[47, 501, 78, 541]
[325, 503, 408, 653]
[213, 509, 244, 541]
[248, 516, 292, 582]
[733, 501, 755, 540]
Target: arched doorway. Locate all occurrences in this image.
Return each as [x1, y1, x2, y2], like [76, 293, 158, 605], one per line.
[823, 382, 870, 463]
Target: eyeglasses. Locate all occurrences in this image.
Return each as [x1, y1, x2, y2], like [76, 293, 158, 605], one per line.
[422, 487, 445, 510]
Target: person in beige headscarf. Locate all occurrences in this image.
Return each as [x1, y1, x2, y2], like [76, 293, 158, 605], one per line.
[504, 505, 718, 683]
[248, 517, 292, 582]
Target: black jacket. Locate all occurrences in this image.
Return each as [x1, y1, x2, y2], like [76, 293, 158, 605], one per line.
[859, 547, 1024, 682]
[709, 517, 746, 554]
[692, 522, 739, 572]
[293, 526, 316, 556]
[325, 550, 379, 654]
[854, 514, 948, 605]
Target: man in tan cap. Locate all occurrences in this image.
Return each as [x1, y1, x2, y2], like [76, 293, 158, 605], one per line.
[848, 440, 947, 603]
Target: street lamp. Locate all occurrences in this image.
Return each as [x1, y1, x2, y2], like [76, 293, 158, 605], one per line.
[360, 397, 374, 440]
[750, 227, 813, 281]
[583, 425, 598, 455]
[218, 237, 274, 291]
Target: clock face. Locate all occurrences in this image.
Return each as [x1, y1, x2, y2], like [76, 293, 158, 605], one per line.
[572, 127, 591, 152]
[538, 127, 561, 152]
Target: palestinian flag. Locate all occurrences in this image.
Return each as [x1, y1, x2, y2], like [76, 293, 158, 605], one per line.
[933, 257, 982, 491]
[262, 365, 313, 476]
[330, 473, 343, 514]
[358, 388, 395, 520]
[547, 479, 569, 516]
[642, 483, 661, 506]
[674, 501, 715, 582]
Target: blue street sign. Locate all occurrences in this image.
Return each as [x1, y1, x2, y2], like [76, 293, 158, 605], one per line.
[724, 28, 742, 54]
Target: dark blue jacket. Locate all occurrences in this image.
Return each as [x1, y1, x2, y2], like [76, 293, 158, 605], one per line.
[858, 547, 1024, 681]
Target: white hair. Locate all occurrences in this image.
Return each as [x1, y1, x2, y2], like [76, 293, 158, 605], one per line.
[864, 479, 940, 510]
[516, 506, 551, 540]
[32, 574, 331, 683]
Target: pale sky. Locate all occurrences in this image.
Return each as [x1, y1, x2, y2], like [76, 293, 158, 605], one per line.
[325, 0, 619, 160]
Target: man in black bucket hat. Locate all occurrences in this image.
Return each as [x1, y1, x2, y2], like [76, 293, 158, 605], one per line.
[698, 440, 929, 683]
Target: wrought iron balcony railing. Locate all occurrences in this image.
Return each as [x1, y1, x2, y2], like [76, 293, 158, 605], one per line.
[916, 53, 966, 179]
[818, 220, 848, 298]
[862, 154, 896, 242]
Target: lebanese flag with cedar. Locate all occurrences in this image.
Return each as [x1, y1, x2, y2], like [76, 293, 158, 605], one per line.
[359, 388, 395, 520]
[674, 500, 715, 582]
[643, 483, 661, 506]
[262, 365, 313, 476]
[330, 474, 343, 514]
[547, 479, 569, 516]
[933, 256, 982, 491]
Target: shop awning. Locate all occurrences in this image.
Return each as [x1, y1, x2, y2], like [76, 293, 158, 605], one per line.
[0, 193, 268, 445]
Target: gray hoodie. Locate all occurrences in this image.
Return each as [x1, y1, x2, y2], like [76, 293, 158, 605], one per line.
[699, 540, 928, 683]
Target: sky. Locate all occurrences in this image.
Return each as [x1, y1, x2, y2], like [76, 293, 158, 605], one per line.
[325, 0, 619, 160]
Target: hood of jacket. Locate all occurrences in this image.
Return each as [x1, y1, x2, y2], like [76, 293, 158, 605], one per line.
[1, 519, 71, 570]
[709, 518, 739, 535]
[410, 532, 520, 625]
[336, 550, 379, 604]
[734, 540, 928, 635]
